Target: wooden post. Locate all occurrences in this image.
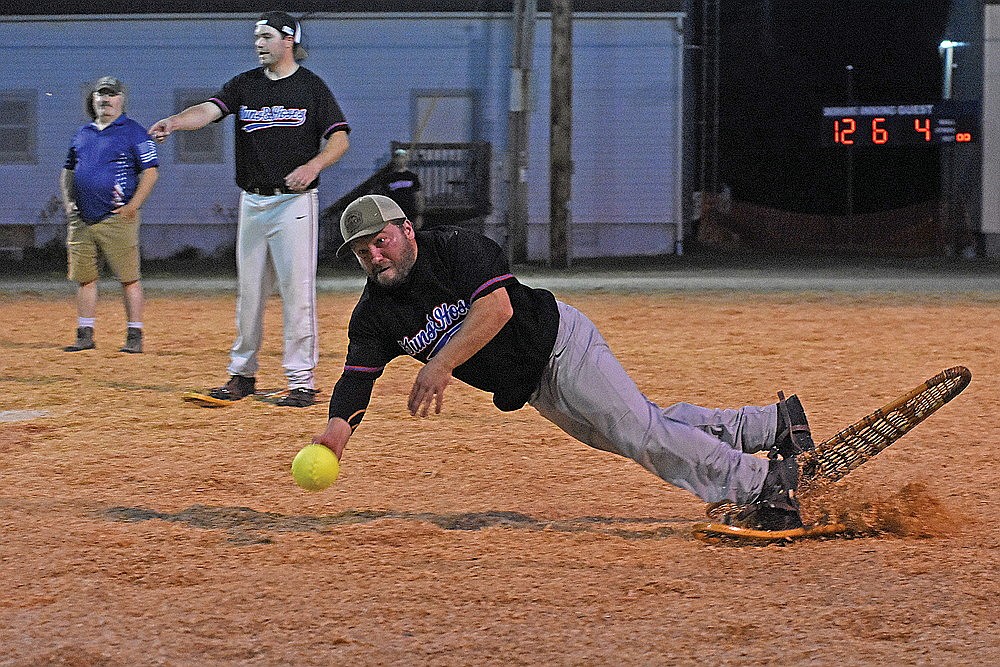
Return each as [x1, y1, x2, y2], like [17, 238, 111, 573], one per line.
[549, 0, 572, 268]
[505, 0, 536, 265]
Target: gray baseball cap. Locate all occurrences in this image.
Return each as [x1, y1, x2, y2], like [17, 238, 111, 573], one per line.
[92, 76, 124, 95]
[337, 194, 406, 258]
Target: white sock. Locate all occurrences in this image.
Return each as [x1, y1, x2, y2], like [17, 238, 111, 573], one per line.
[127, 322, 143, 330]
[78, 317, 95, 328]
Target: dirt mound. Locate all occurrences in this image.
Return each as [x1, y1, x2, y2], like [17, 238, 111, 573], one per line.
[808, 481, 963, 538]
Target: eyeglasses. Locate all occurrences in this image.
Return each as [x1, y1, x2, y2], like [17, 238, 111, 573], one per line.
[95, 90, 121, 97]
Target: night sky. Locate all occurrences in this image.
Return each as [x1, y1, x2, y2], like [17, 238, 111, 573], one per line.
[719, 1, 953, 215]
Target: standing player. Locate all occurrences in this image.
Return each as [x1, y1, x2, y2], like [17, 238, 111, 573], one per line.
[61, 76, 159, 354]
[149, 11, 350, 407]
[312, 195, 815, 531]
[371, 148, 425, 229]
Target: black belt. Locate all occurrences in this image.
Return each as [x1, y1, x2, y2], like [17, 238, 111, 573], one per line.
[244, 185, 297, 196]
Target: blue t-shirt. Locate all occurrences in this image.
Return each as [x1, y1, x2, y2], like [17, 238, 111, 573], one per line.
[64, 113, 159, 224]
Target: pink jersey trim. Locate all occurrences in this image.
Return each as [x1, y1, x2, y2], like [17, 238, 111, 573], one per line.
[325, 121, 350, 137]
[471, 274, 513, 301]
[344, 364, 383, 374]
[209, 98, 229, 115]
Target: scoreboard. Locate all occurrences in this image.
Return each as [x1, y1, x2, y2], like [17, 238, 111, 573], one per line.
[821, 100, 980, 147]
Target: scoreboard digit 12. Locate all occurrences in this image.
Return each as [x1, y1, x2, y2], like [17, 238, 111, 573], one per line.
[821, 100, 980, 147]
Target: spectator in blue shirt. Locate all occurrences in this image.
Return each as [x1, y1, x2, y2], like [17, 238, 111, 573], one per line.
[60, 77, 159, 354]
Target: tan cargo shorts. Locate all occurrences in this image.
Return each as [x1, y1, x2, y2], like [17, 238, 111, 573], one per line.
[66, 212, 141, 284]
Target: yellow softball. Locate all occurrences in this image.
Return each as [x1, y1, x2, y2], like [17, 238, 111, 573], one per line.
[291, 444, 340, 491]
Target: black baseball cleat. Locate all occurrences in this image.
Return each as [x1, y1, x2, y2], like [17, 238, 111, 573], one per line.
[208, 375, 256, 401]
[735, 455, 803, 531]
[772, 391, 815, 459]
[276, 387, 317, 407]
[64, 326, 95, 352]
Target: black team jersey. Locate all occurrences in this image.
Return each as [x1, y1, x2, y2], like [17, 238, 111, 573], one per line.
[329, 227, 560, 428]
[208, 66, 350, 192]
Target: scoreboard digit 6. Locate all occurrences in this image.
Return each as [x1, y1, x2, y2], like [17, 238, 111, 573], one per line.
[821, 100, 980, 147]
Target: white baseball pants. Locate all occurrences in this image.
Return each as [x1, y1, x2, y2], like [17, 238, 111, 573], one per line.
[229, 190, 319, 390]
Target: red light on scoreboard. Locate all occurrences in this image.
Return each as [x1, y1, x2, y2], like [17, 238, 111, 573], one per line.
[833, 118, 856, 145]
[872, 118, 888, 144]
[831, 116, 934, 145]
[822, 102, 979, 146]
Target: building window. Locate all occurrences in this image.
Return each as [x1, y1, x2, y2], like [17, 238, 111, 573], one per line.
[411, 89, 478, 143]
[173, 89, 224, 164]
[0, 90, 38, 164]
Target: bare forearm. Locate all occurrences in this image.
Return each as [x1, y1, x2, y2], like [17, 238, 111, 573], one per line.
[407, 288, 513, 417]
[312, 417, 353, 459]
[168, 102, 221, 131]
[286, 131, 350, 191]
[430, 289, 513, 373]
[150, 102, 222, 141]
[129, 168, 159, 210]
[60, 169, 76, 209]
[308, 131, 350, 172]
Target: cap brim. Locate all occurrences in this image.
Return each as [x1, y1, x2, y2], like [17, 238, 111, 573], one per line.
[335, 222, 391, 258]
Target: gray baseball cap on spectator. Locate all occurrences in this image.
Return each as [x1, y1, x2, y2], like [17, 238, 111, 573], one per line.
[92, 76, 124, 95]
[337, 195, 407, 258]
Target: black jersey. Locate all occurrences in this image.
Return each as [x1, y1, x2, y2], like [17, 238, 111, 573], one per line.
[209, 66, 349, 192]
[331, 227, 560, 422]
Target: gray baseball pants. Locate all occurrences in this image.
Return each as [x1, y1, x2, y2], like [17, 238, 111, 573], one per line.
[528, 301, 774, 505]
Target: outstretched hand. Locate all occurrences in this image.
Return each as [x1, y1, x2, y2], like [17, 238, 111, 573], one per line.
[408, 359, 453, 417]
[148, 119, 173, 144]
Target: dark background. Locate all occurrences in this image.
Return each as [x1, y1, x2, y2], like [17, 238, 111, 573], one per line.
[717, 1, 953, 215]
[6, 0, 954, 218]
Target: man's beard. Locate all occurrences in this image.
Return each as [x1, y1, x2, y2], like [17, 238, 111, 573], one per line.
[370, 243, 416, 289]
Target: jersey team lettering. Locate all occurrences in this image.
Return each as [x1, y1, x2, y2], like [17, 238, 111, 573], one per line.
[399, 301, 470, 357]
[238, 105, 308, 132]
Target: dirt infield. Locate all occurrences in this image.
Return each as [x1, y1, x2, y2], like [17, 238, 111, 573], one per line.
[1, 289, 998, 665]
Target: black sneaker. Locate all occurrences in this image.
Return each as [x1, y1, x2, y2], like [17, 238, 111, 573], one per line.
[119, 327, 143, 354]
[276, 388, 317, 407]
[64, 326, 95, 352]
[772, 391, 815, 459]
[208, 375, 256, 401]
[736, 456, 803, 530]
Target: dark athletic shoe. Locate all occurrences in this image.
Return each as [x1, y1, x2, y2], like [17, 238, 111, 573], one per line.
[772, 391, 815, 458]
[736, 455, 803, 530]
[119, 327, 143, 354]
[208, 375, 256, 401]
[276, 388, 317, 408]
[64, 326, 95, 352]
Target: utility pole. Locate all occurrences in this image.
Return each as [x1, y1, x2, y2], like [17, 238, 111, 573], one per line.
[505, 0, 536, 265]
[939, 39, 969, 256]
[549, 0, 572, 268]
[844, 64, 855, 245]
